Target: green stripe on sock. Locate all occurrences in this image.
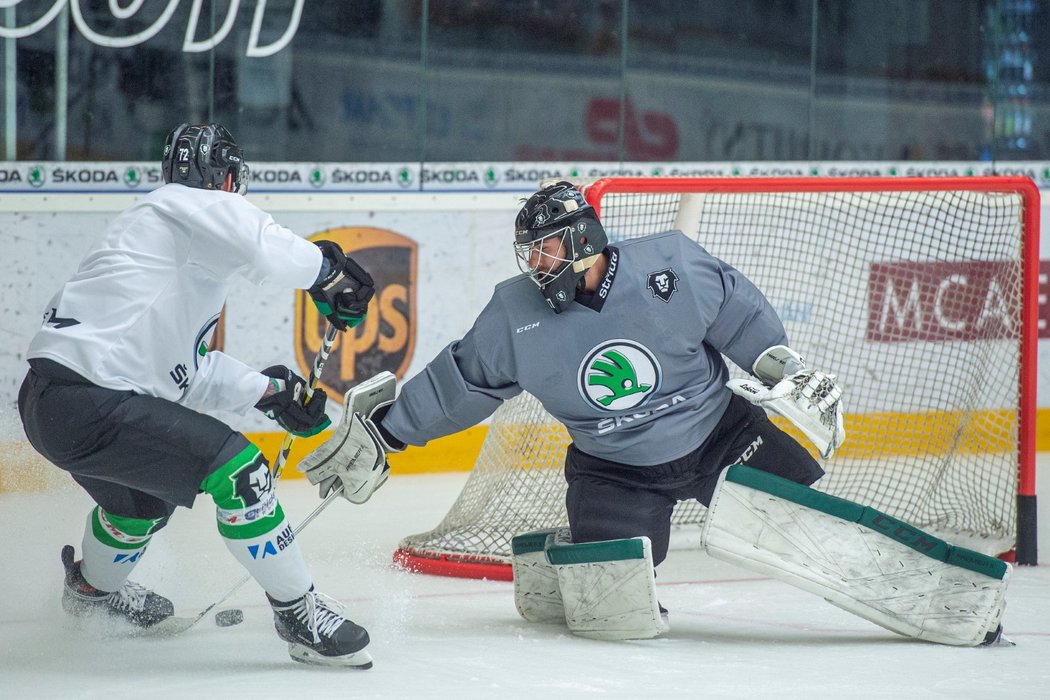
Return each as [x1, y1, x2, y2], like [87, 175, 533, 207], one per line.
[90, 507, 155, 550]
[201, 444, 288, 540]
[724, 465, 1008, 580]
[216, 502, 287, 540]
[200, 444, 266, 497]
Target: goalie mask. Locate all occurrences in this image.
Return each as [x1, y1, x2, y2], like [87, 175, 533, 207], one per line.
[513, 181, 608, 313]
[162, 123, 249, 195]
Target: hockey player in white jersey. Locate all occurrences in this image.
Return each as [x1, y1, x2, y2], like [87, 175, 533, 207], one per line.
[18, 123, 375, 668]
[312, 181, 1008, 648]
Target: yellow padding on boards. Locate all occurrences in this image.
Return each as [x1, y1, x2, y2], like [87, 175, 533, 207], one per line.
[2, 408, 1049, 492]
[246, 424, 488, 478]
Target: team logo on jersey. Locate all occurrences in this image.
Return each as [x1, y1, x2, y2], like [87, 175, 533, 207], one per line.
[647, 268, 679, 302]
[192, 311, 224, 369]
[578, 340, 661, 411]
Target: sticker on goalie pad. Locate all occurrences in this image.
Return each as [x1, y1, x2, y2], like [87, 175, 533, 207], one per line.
[546, 535, 668, 641]
[727, 371, 844, 459]
[701, 465, 1009, 647]
[511, 528, 570, 624]
[298, 372, 396, 504]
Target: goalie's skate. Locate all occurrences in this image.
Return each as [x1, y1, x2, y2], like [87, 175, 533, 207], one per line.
[269, 588, 373, 669]
[60, 545, 174, 629]
[980, 624, 1016, 647]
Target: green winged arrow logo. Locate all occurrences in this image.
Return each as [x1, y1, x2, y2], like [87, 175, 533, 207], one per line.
[587, 349, 651, 406]
[579, 340, 661, 412]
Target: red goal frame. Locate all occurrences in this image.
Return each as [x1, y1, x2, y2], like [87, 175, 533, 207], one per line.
[392, 176, 1039, 578]
[585, 176, 1039, 566]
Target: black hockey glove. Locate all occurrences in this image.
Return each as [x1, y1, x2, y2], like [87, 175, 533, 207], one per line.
[254, 365, 332, 437]
[309, 240, 375, 331]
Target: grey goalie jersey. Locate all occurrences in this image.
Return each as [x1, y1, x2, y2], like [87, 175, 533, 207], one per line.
[383, 230, 789, 466]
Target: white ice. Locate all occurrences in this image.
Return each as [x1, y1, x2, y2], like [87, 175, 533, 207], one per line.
[2, 459, 1049, 699]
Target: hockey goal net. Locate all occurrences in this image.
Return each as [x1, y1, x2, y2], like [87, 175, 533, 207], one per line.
[394, 176, 1039, 579]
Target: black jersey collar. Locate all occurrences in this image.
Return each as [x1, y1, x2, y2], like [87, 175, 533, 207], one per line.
[574, 246, 618, 312]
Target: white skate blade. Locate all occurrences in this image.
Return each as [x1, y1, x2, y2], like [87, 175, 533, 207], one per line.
[288, 643, 374, 669]
[990, 633, 1017, 648]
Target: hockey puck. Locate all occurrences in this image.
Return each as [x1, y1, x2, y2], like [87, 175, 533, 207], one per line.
[214, 608, 244, 627]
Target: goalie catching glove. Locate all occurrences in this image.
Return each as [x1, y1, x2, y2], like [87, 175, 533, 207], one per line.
[254, 365, 331, 437]
[298, 371, 403, 504]
[309, 240, 375, 331]
[727, 345, 845, 459]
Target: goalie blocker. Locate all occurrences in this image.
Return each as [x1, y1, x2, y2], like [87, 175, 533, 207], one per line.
[298, 372, 401, 504]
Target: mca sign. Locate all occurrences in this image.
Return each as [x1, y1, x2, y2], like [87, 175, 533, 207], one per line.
[295, 227, 417, 402]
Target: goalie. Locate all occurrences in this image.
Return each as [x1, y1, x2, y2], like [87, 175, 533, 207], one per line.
[309, 181, 1008, 648]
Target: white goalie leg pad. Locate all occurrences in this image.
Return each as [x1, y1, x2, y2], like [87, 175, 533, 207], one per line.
[547, 535, 669, 641]
[511, 528, 569, 624]
[702, 465, 1010, 646]
[298, 372, 397, 504]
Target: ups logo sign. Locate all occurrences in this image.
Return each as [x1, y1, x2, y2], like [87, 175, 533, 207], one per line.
[295, 227, 417, 403]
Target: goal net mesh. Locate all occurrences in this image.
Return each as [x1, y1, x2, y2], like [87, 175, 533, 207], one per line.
[395, 178, 1032, 577]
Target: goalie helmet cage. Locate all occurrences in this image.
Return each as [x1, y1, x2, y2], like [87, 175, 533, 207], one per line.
[394, 176, 1039, 580]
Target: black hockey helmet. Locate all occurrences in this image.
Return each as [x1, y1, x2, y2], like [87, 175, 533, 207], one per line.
[162, 123, 249, 195]
[513, 181, 608, 313]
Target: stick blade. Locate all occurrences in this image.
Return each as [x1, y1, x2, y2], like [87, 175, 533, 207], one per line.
[140, 615, 201, 637]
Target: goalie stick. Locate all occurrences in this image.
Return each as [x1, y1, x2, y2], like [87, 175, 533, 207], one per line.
[151, 323, 339, 637]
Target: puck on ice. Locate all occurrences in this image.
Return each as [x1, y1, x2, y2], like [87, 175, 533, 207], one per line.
[215, 608, 244, 627]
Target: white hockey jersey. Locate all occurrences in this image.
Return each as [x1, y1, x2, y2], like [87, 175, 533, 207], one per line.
[27, 183, 321, 415]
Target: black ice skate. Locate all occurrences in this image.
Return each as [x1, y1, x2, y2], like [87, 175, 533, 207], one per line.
[980, 624, 1016, 647]
[60, 545, 174, 629]
[269, 587, 372, 668]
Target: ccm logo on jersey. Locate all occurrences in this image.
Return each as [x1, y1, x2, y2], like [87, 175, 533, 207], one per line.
[516, 322, 540, 334]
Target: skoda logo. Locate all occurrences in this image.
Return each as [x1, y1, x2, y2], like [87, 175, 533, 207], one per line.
[28, 166, 46, 188]
[123, 167, 142, 188]
[578, 339, 661, 411]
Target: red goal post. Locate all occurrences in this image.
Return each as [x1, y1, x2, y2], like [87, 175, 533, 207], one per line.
[394, 176, 1039, 579]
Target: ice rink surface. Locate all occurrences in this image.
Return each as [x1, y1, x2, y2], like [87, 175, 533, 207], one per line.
[2, 458, 1049, 700]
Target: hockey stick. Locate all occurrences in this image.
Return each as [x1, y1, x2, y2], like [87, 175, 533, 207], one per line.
[148, 487, 345, 636]
[272, 322, 339, 480]
[150, 323, 339, 636]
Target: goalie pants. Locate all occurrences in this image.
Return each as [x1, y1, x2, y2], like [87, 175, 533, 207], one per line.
[565, 394, 824, 566]
[18, 358, 250, 522]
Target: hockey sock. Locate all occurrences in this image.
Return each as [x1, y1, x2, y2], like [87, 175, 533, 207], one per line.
[80, 506, 163, 592]
[200, 444, 312, 601]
